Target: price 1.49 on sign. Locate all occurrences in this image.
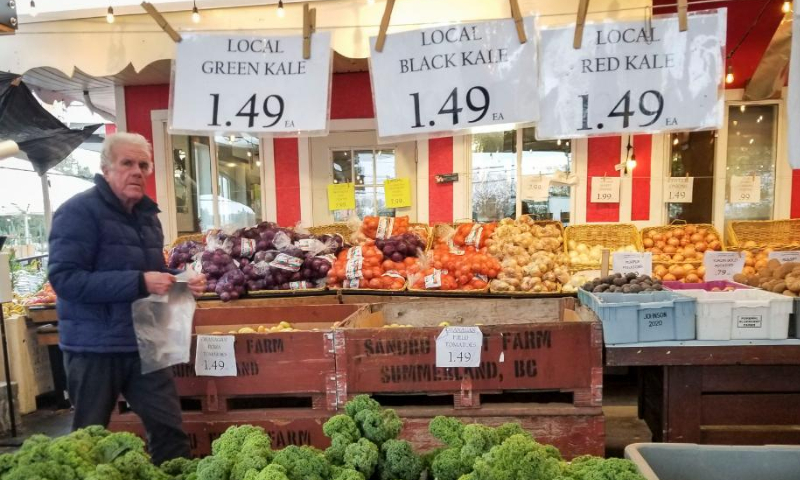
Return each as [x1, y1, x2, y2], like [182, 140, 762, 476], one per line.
[435, 326, 482, 368]
[665, 177, 694, 203]
[195, 335, 238, 377]
[370, 18, 540, 139]
[537, 10, 725, 138]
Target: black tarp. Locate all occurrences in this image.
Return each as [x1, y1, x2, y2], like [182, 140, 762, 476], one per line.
[0, 73, 100, 175]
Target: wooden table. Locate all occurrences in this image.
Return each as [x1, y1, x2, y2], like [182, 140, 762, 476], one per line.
[606, 340, 800, 445]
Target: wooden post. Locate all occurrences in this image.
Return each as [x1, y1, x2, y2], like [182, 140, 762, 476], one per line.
[509, 0, 527, 44]
[141, 2, 182, 43]
[600, 248, 610, 277]
[677, 0, 688, 32]
[375, 0, 396, 53]
[302, 3, 316, 60]
[573, 0, 589, 49]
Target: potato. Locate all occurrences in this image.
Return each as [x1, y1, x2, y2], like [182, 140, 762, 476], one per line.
[733, 273, 748, 284]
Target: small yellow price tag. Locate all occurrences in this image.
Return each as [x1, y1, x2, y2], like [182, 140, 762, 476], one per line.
[327, 183, 355, 211]
[384, 178, 412, 208]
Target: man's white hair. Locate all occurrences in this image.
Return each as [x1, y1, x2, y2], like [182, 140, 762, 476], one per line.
[100, 132, 152, 168]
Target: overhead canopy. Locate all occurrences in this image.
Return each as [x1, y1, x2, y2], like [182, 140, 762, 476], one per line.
[0, 74, 100, 175]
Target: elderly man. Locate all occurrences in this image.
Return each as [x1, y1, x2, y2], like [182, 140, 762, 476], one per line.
[48, 132, 205, 464]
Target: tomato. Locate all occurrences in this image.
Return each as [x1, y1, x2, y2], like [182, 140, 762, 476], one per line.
[368, 278, 382, 289]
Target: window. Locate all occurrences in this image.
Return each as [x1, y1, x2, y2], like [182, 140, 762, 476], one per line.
[470, 128, 573, 223]
[215, 134, 262, 229]
[171, 136, 212, 235]
[666, 131, 716, 224]
[520, 129, 572, 224]
[724, 104, 778, 225]
[332, 148, 397, 221]
[471, 131, 516, 221]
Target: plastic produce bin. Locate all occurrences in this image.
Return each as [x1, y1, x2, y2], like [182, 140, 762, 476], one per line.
[674, 288, 792, 340]
[625, 443, 800, 480]
[791, 297, 800, 339]
[577, 290, 696, 344]
[663, 281, 751, 291]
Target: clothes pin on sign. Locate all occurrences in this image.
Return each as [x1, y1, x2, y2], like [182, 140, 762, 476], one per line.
[573, 0, 589, 49]
[375, 0, 396, 53]
[509, 0, 527, 44]
[141, 2, 182, 43]
[302, 3, 316, 60]
[677, 0, 688, 32]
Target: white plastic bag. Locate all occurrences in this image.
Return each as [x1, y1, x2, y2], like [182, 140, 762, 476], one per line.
[132, 271, 197, 374]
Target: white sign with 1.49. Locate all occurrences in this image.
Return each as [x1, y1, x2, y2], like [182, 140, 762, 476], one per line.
[171, 33, 332, 135]
[665, 177, 694, 203]
[435, 326, 482, 368]
[369, 18, 539, 140]
[195, 335, 238, 377]
[538, 9, 726, 139]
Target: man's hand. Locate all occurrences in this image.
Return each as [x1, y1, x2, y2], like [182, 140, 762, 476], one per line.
[187, 274, 208, 298]
[144, 272, 176, 295]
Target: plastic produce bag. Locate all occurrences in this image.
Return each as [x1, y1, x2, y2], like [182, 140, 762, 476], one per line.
[132, 271, 197, 374]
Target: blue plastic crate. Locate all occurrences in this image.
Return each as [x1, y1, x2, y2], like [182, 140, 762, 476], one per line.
[578, 289, 696, 344]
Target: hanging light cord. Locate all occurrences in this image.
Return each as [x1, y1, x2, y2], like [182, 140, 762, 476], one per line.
[727, 0, 772, 60]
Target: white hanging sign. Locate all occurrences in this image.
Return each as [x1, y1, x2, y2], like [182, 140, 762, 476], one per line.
[538, 9, 726, 139]
[170, 33, 332, 135]
[590, 177, 620, 203]
[730, 175, 761, 203]
[520, 175, 551, 201]
[195, 335, 238, 377]
[789, 6, 800, 168]
[703, 252, 745, 281]
[369, 18, 539, 140]
[768, 251, 800, 264]
[435, 326, 482, 368]
[664, 177, 694, 203]
[612, 252, 652, 276]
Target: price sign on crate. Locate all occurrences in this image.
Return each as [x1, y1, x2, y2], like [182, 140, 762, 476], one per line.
[436, 326, 482, 368]
[730, 175, 761, 203]
[665, 177, 694, 203]
[704, 252, 745, 281]
[171, 33, 332, 135]
[370, 18, 539, 139]
[538, 10, 726, 138]
[590, 177, 620, 203]
[195, 335, 238, 377]
[612, 252, 652, 276]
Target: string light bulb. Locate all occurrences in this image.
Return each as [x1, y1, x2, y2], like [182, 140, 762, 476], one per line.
[782, 1, 792, 14]
[106, 5, 115, 23]
[725, 65, 734, 84]
[277, 0, 285, 18]
[29, 0, 37, 17]
[192, 0, 200, 23]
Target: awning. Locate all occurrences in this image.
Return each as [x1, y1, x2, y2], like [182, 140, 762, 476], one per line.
[0, 74, 101, 174]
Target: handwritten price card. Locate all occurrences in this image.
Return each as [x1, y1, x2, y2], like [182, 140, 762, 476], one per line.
[704, 252, 745, 281]
[384, 178, 412, 208]
[665, 177, 694, 203]
[521, 175, 551, 201]
[436, 326, 482, 368]
[171, 33, 332, 135]
[612, 252, 652, 276]
[327, 183, 356, 211]
[538, 9, 726, 138]
[591, 177, 621, 203]
[730, 176, 761, 203]
[370, 18, 539, 139]
[195, 335, 237, 377]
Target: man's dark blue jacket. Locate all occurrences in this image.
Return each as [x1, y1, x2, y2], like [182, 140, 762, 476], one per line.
[48, 174, 166, 353]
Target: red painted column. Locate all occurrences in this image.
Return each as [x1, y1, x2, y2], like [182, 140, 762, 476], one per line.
[792, 170, 800, 219]
[428, 137, 454, 224]
[586, 137, 622, 223]
[124, 85, 170, 200]
[273, 138, 302, 227]
[631, 135, 652, 221]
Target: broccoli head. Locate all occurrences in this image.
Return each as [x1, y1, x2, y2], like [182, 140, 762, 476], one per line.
[196, 454, 235, 480]
[354, 408, 402, 446]
[460, 424, 499, 464]
[566, 456, 646, 480]
[211, 425, 269, 458]
[343, 438, 379, 478]
[470, 434, 562, 480]
[429, 416, 465, 448]
[344, 395, 381, 418]
[494, 423, 527, 443]
[430, 447, 471, 480]
[325, 435, 350, 466]
[330, 466, 366, 480]
[323, 415, 361, 443]
[271, 445, 330, 480]
[379, 439, 423, 480]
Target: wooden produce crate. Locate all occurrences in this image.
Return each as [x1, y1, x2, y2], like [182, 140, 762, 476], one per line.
[26, 306, 57, 324]
[395, 404, 603, 459]
[109, 408, 331, 457]
[334, 298, 602, 410]
[173, 303, 374, 412]
[726, 219, 800, 250]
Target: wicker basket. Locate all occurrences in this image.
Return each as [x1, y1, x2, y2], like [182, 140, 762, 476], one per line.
[169, 233, 206, 249]
[640, 223, 725, 265]
[409, 223, 434, 251]
[307, 223, 354, 239]
[726, 219, 800, 250]
[564, 223, 642, 271]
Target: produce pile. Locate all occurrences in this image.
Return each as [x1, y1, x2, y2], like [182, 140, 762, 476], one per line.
[642, 225, 722, 263]
[567, 242, 638, 268]
[21, 281, 56, 306]
[652, 263, 706, 283]
[581, 273, 664, 294]
[326, 243, 411, 290]
[0, 396, 643, 480]
[409, 227, 500, 291]
[210, 321, 301, 334]
[734, 260, 800, 297]
[354, 216, 428, 246]
[488, 218, 570, 293]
